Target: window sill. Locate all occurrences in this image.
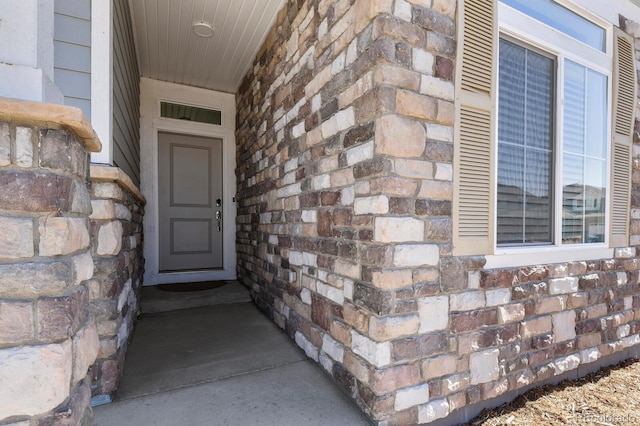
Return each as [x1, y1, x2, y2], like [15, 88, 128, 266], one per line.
[484, 245, 614, 269]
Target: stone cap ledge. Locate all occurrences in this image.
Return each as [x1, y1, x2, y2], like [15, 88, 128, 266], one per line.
[90, 165, 146, 204]
[0, 96, 102, 153]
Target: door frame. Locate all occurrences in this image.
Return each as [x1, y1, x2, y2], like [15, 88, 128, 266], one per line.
[140, 78, 237, 285]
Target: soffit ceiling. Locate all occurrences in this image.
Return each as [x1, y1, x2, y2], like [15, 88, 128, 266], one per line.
[129, 0, 285, 94]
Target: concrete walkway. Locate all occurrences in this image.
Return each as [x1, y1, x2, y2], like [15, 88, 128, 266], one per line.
[93, 283, 371, 425]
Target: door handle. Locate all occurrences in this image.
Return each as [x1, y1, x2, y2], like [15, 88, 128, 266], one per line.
[216, 210, 222, 232]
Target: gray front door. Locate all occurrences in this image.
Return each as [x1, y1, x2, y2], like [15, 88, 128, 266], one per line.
[158, 132, 223, 272]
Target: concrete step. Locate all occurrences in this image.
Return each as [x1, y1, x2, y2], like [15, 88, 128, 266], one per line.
[140, 280, 252, 314]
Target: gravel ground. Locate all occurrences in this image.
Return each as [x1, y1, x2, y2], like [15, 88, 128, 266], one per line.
[467, 359, 640, 425]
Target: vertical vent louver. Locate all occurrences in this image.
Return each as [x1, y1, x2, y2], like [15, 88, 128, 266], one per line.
[453, 0, 497, 255]
[610, 28, 637, 248]
[461, 0, 495, 94]
[613, 33, 636, 138]
[458, 107, 492, 237]
[611, 143, 631, 237]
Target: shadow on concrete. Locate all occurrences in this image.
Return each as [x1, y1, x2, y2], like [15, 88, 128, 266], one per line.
[93, 283, 371, 425]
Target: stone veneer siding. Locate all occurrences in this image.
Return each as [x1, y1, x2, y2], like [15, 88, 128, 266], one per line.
[88, 166, 145, 399]
[236, 1, 640, 425]
[0, 104, 100, 424]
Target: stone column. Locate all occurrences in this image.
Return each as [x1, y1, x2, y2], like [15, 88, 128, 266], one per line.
[88, 165, 145, 401]
[0, 98, 101, 424]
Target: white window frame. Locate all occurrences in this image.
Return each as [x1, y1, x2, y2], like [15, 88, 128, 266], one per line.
[486, 0, 615, 268]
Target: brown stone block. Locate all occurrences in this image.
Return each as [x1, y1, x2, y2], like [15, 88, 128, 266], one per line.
[370, 363, 421, 394]
[389, 197, 414, 215]
[434, 56, 454, 81]
[37, 286, 88, 341]
[321, 191, 341, 206]
[344, 302, 369, 333]
[370, 177, 418, 197]
[601, 259, 619, 271]
[415, 199, 451, 216]
[373, 14, 428, 45]
[333, 208, 353, 226]
[354, 86, 396, 123]
[466, 385, 482, 405]
[450, 309, 498, 333]
[439, 257, 469, 292]
[424, 141, 453, 162]
[357, 382, 394, 419]
[311, 293, 343, 331]
[0, 171, 73, 212]
[344, 121, 375, 148]
[412, 7, 455, 37]
[353, 157, 393, 179]
[333, 362, 357, 396]
[354, 282, 394, 315]
[480, 269, 518, 289]
[519, 265, 548, 282]
[391, 332, 447, 362]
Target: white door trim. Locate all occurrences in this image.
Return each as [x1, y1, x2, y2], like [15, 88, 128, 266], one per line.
[140, 78, 237, 285]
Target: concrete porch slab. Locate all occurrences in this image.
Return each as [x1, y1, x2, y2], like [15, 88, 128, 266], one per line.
[93, 298, 371, 425]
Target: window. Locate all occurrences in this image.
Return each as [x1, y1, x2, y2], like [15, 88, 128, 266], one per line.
[160, 101, 222, 125]
[453, 0, 636, 257]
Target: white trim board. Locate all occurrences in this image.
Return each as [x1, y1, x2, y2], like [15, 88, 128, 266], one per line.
[140, 77, 237, 285]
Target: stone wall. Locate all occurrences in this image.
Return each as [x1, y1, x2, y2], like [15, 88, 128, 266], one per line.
[88, 166, 145, 400]
[0, 100, 101, 425]
[236, 1, 640, 425]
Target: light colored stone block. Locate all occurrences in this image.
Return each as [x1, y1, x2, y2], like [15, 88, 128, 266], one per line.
[90, 199, 115, 220]
[553, 354, 580, 375]
[521, 316, 553, 338]
[469, 348, 499, 384]
[449, 291, 485, 311]
[395, 383, 430, 411]
[394, 159, 434, 179]
[369, 314, 420, 341]
[115, 203, 132, 221]
[422, 355, 457, 380]
[394, 0, 412, 20]
[322, 334, 345, 363]
[39, 217, 90, 256]
[374, 217, 424, 243]
[15, 127, 33, 167]
[351, 330, 391, 367]
[354, 195, 389, 214]
[71, 251, 94, 284]
[580, 348, 601, 364]
[97, 221, 123, 256]
[317, 281, 345, 305]
[0, 341, 72, 419]
[413, 48, 435, 74]
[549, 277, 579, 294]
[418, 295, 448, 332]
[335, 259, 360, 280]
[396, 90, 437, 122]
[434, 163, 453, 181]
[371, 270, 413, 290]
[485, 288, 510, 306]
[394, 244, 439, 267]
[553, 310, 576, 342]
[420, 75, 455, 101]
[0, 216, 34, 259]
[0, 123, 9, 166]
[418, 398, 450, 423]
[72, 321, 99, 382]
[498, 303, 525, 324]
[346, 141, 374, 166]
[295, 332, 319, 362]
[375, 114, 426, 158]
